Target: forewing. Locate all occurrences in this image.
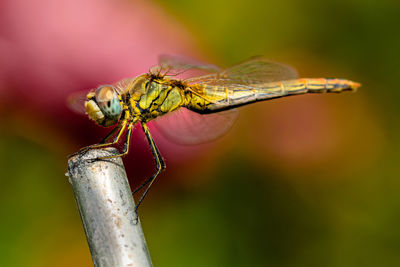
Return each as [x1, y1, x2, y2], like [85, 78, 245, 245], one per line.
[153, 108, 238, 145]
[186, 57, 298, 87]
[113, 78, 136, 95]
[67, 90, 88, 115]
[149, 54, 221, 78]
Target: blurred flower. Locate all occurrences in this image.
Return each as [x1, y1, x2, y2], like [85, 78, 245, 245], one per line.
[0, 0, 220, 182]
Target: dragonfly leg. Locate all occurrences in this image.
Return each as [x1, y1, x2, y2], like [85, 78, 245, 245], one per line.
[68, 119, 128, 158]
[96, 122, 134, 159]
[132, 174, 152, 195]
[99, 124, 121, 144]
[133, 122, 166, 213]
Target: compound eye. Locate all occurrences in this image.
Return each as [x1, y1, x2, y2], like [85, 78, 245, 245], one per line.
[95, 85, 122, 119]
[95, 85, 116, 102]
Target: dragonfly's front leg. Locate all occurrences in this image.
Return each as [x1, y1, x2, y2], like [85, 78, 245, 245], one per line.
[98, 124, 121, 144]
[133, 122, 166, 213]
[68, 120, 127, 158]
[96, 122, 134, 160]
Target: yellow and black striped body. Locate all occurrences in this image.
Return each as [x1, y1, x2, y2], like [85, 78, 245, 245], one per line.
[122, 75, 359, 121]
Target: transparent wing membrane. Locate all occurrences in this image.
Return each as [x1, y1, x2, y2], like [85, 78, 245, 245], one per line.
[150, 54, 221, 78]
[153, 108, 238, 145]
[180, 57, 299, 109]
[186, 57, 298, 87]
[67, 90, 89, 114]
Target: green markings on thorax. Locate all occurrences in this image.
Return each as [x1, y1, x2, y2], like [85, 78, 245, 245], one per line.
[138, 79, 166, 110]
[129, 75, 216, 121]
[159, 87, 182, 113]
[135, 77, 186, 121]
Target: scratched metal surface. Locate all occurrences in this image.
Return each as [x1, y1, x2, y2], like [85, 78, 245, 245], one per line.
[68, 148, 152, 267]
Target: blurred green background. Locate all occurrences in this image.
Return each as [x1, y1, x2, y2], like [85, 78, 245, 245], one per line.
[0, 0, 399, 266]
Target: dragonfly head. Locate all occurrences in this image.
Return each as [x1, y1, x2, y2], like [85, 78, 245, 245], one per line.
[85, 85, 122, 127]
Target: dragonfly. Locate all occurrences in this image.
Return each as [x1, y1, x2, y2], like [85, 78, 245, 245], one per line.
[69, 55, 360, 212]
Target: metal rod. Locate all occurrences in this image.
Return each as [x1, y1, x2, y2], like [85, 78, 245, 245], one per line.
[67, 148, 153, 267]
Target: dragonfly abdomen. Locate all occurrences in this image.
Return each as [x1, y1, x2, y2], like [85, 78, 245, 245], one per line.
[294, 78, 360, 93]
[192, 78, 360, 113]
[257, 78, 360, 98]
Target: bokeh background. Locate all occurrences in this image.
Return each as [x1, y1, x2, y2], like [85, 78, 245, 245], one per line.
[0, 0, 399, 266]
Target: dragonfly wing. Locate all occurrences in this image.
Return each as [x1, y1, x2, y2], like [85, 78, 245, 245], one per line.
[67, 90, 88, 115]
[149, 54, 221, 78]
[181, 57, 300, 110]
[113, 77, 137, 95]
[152, 107, 238, 145]
[186, 56, 298, 86]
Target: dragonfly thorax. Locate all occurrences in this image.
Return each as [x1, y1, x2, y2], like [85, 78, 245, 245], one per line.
[125, 74, 188, 123]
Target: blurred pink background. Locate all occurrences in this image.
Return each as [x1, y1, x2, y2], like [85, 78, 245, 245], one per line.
[0, 0, 395, 266]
